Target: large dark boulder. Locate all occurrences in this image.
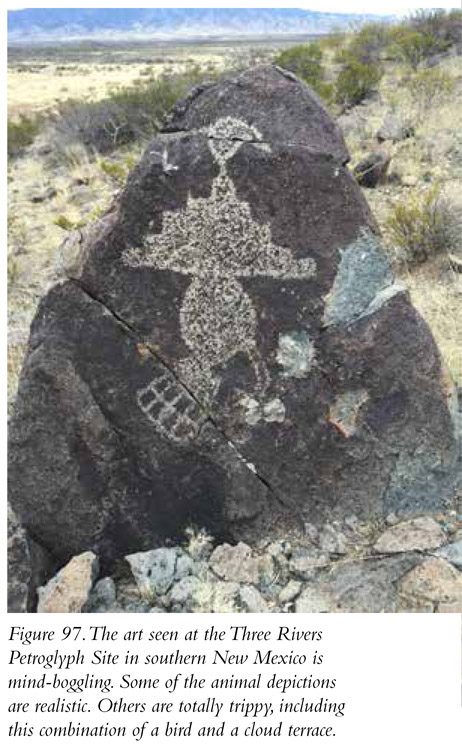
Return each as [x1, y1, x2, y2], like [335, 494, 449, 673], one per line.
[7, 506, 55, 611]
[9, 66, 459, 566]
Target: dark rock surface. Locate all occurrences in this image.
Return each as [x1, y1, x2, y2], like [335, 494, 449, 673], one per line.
[7, 505, 54, 612]
[8, 65, 459, 567]
[353, 151, 391, 187]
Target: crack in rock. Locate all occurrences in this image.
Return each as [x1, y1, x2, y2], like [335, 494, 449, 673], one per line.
[70, 278, 291, 511]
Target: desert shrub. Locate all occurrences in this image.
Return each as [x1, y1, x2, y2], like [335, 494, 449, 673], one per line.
[335, 57, 382, 108]
[347, 22, 393, 64]
[99, 159, 127, 185]
[51, 66, 207, 155]
[54, 215, 83, 231]
[406, 68, 455, 114]
[386, 184, 458, 264]
[275, 43, 323, 81]
[387, 26, 440, 69]
[184, 526, 214, 562]
[333, 24, 386, 108]
[8, 114, 42, 158]
[408, 8, 462, 50]
[275, 43, 333, 102]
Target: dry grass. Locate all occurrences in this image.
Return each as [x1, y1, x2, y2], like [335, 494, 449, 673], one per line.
[8, 56, 224, 118]
[7, 141, 124, 408]
[403, 259, 462, 385]
[338, 52, 462, 386]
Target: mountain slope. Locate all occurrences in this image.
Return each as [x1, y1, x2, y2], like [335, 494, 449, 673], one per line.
[8, 8, 389, 41]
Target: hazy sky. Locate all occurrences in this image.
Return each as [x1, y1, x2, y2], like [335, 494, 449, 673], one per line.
[6, 2, 462, 14]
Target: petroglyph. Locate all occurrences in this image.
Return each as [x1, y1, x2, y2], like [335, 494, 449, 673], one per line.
[276, 331, 317, 378]
[124, 117, 316, 436]
[241, 395, 286, 426]
[137, 365, 207, 444]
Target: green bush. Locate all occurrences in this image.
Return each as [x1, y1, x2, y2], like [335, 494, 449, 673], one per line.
[275, 43, 323, 81]
[99, 159, 128, 185]
[8, 115, 42, 158]
[385, 10, 462, 68]
[51, 66, 208, 155]
[386, 184, 458, 264]
[275, 43, 333, 103]
[54, 215, 82, 231]
[347, 22, 393, 64]
[408, 9, 462, 50]
[335, 57, 382, 108]
[387, 27, 439, 69]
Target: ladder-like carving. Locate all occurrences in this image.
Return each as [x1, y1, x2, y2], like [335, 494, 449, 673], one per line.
[137, 366, 207, 444]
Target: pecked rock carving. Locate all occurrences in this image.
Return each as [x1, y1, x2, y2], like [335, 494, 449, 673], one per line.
[8, 65, 459, 570]
[124, 116, 316, 410]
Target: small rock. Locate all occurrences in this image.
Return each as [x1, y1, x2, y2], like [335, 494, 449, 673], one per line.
[239, 585, 270, 613]
[169, 577, 200, 610]
[37, 551, 98, 613]
[297, 555, 420, 613]
[290, 553, 330, 581]
[374, 517, 446, 554]
[401, 175, 418, 187]
[88, 577, 117, 610]
[149, 606, 166, 613]
[30, 187, 57, 203]
[125, 548, 177, 599]
[122, 601, 152, 613]
[398, 557, 462, 609]
[385, 512, 400, 526]
[353, 152, 391, 188]
[266, 540, 292, 558]
[195, 580, 241, 613]
[436, 540, 462, 571]
[319, 524, 348, 555]
[175, 552, 196, 580]
[344, 515, 359, 533]
[278, 579, 303, 604]
[377, 114, 414, 144]
[296, 586, 331, 613]
[209, 542, 274, 586]
[303, 523, 319, 543]
[448, 254, 462, 276]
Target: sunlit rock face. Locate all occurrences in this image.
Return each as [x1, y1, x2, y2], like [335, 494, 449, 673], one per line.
[8, 66, 459, 565]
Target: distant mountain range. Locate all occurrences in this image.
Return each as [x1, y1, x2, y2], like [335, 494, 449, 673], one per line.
[8, 8, 393, 43]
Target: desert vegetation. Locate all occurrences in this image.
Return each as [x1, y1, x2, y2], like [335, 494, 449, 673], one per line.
[7, 9, 462, 404]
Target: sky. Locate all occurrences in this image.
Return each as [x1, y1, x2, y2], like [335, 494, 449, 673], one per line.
[6, 1, 462, 15]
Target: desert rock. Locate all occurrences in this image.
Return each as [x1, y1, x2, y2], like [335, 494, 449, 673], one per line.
[8, 66, 459, 565]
